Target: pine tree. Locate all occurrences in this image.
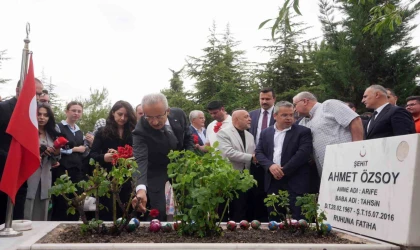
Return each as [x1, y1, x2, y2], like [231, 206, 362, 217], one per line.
[258, 14, 320, 100]
[161, 68, 201, 117]
[186, 23, 255, 112]
[0, 50, 10, 85]
[312, 0, 420, 107]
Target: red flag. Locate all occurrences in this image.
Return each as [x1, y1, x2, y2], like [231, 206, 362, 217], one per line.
[0, 55, 40, 204]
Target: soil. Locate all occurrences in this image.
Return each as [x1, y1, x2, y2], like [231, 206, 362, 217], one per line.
[37, 223, 363, 244]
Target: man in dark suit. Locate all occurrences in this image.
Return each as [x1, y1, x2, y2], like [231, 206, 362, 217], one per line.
[0, 79, 44, 224]
[189, 110, 207, 152]
[131, 93, 194, 221]
[248, 87, 276, 222]
[362, 85, 415, 140]
[255, 101, 313, 220]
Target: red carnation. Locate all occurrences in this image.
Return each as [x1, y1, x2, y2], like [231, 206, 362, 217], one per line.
[193, 134, 199, 144]
[149, 209, 160, 218]
[213, 122, 223, 133]
[112, 154, 119, 165]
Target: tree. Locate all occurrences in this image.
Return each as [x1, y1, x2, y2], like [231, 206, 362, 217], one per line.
[257, 14, 320, 101]
[259, 0, 419, 36]
[39, 68, 60, 107]
[187, 23, 257, 113]
[0, 50, 11, 90]
[161, 68, 202, 117]
[311, 0, 420, 107]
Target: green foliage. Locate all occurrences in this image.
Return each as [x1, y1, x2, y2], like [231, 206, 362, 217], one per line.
[264, 190, 292, 227]
[161, 68, 202, 117]
[50, 153, 139, 235]
[53, 88, 111, 132]
[295, 193, 328, 235]
[167, 144, 256, 237]
[257, 14, 320, 100]
[186, 22, 259, 114]
[311, 0, 420, 108]
[259, 0, 419, 36]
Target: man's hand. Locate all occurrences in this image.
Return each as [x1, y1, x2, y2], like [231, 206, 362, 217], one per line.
[131, 189, 147, 213]
[252, 154, 258, 164]
[269, 164, 284, 180]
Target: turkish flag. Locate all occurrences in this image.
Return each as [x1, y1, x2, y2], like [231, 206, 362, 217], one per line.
[0, 55, 40, 204]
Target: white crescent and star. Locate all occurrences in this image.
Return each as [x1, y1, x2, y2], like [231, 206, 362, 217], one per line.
[29, 95, 38, 129]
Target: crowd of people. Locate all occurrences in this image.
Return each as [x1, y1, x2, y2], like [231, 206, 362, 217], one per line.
[0, 80, 418, 224]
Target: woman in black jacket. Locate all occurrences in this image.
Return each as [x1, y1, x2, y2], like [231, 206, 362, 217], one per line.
[90, 100, 137, 221]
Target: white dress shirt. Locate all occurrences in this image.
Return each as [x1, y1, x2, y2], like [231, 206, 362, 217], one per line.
[256, 106, 274, 144]
[192, 125, 206, 144]
[273, 125, 291, 166]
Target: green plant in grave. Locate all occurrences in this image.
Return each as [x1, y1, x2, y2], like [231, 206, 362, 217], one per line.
[167, 143, 257, 237]
[50, 145, 140, 235]
[264, 190, 293, 228]
[295, 193, 328, 235]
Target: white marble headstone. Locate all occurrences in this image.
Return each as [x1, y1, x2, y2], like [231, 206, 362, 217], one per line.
[318, 134, 420, 247]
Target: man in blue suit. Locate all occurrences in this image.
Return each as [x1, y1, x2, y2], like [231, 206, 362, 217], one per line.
[189, 110, 207, 152]
[248, 87, 276, 222]
[256, 101, 313, 220]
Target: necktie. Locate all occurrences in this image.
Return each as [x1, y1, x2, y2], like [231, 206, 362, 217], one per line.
[163, 125, 179, 150]
[368, 111, 378, 132]
[261, 110, 268, 130]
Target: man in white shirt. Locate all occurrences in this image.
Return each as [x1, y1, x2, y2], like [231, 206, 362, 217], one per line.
[255, 101, 313, 220]
[205, 101, 232, 147]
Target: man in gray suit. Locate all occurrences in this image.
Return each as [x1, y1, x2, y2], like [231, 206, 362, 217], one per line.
[131, 93, 194, 220]
[217, 109, 256, 221]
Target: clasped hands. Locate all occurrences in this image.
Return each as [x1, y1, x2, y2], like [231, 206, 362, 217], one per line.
[269, 164, 284, 180]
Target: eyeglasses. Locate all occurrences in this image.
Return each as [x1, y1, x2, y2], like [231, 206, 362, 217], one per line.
[144, 111, 167, 121]
[293, 99, 304, 107]
[406, 103, 419, 108]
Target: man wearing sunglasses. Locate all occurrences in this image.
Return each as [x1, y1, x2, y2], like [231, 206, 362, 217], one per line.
[131, 93, 194, 221]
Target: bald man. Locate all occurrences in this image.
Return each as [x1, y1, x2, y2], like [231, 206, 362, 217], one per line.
[362, 85, 415, 139]
[216, 109, 256, 221]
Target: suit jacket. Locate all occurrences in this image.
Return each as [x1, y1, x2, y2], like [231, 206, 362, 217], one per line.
[365, 103, 415, 140]
[0, 97, 17, 180]
[216, 125, 255, 171]
[249, 108, 275, 144]
[132, 108, 194, 192]
[255, 124, 313, 194]
[189, 125, 206, 146]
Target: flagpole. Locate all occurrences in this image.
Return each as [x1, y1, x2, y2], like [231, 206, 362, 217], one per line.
[0, 23, 31, 238]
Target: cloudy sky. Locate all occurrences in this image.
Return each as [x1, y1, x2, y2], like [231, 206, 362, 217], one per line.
[1, 0, 419, 107]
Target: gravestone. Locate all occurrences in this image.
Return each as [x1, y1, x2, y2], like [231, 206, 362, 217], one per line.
[318, 134, 420, 247]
